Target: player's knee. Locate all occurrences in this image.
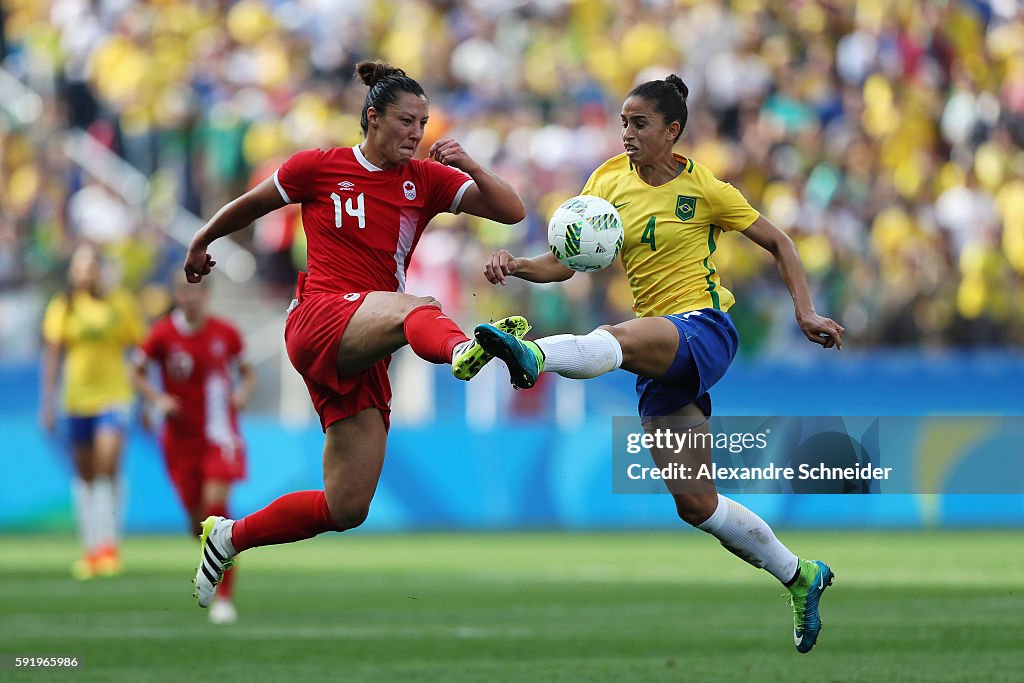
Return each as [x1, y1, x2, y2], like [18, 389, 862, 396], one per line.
[597, 324, 630, 361]
[412, 295, 442, 311]
[328, 501, 371, 531]
[675, 493, 718, 527]
[395, 295, 442, 329]
[677, 506, 706, 527]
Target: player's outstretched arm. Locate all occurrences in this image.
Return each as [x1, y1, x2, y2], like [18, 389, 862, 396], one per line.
[741, 216, 845, 350]
[184, 176, 286, 283]
[129, 357, 180, 417]
[484, 250, 575, 286]
[428, 137, 525, 224]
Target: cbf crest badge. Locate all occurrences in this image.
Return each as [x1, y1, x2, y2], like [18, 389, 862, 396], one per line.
[675, 195, 697, 221]
[403, 181, 417, 200]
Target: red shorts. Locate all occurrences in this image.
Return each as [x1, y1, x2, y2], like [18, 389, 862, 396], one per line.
[284, 289, 392, 432]
[163, 433, 246, 513]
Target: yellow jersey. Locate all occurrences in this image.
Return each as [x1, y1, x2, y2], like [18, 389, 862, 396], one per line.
[42, 289, 146, 415]
[582, 153, 759, 317]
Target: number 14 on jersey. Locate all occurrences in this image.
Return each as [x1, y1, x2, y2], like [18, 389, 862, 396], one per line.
[330, 192, 366, 229]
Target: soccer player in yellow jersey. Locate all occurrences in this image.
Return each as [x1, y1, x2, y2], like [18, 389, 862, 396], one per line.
[472, 76, 844, 653]
[40, 243, 146, 579]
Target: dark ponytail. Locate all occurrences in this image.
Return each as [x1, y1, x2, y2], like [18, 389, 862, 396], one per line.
[665, 74, 689, 99]
[628, 74, 689, 142]
[354, 60, 426, 135]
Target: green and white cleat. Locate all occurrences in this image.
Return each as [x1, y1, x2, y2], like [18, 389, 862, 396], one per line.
[787, 559, 834, 653]
[452, 315, 531, 381]
[193, 516, 237, 608]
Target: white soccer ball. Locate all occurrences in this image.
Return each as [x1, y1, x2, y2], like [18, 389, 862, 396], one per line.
[547, 195, 624, 272]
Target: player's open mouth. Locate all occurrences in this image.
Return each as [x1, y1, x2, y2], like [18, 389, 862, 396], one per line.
[624, 145, 637, 154]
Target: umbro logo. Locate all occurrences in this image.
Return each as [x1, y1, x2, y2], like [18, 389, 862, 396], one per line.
[338, 181, 356, 191]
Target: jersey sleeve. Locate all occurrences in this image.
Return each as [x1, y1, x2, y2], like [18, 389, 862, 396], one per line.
[274, 148, 324, 204]
[41, 295, 68, 344]
[137, 319, 166, 362]
[425, 160, 474, 216]
[581, 169, 603, 197]
[705, 175, 759, 231]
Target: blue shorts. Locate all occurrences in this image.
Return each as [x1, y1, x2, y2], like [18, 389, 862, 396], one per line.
[635, 308, 739, 418]
[67, 406, 131, 447]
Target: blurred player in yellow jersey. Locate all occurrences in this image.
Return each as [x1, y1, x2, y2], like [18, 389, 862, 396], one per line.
[40, 243, 146, 579]
[474, 76, 843, 653]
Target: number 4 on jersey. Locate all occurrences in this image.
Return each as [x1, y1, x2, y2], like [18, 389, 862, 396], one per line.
[330, 192, 366, 229]
[640, 216, 657, 251]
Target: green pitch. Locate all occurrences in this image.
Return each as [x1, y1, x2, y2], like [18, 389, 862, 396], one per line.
[1, 530, 1022, 682]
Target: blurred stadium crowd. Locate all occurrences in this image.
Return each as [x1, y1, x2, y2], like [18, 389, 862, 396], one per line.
[1, 0, 1023, 355]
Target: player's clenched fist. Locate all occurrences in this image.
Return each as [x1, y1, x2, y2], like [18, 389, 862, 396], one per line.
[485, 249, 518, 286]
[428, 138, 479, 174]
[183, 243, 216, 283]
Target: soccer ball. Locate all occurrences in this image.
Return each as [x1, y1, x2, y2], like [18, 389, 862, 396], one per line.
[547, 195, 624, 272]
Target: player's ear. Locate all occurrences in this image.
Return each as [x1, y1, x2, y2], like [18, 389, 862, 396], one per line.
[666, 121, 680, 142]
[367, 107, 380, 129]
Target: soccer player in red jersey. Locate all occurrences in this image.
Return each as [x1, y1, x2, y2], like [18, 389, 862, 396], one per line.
[182, 61, 528, 608]
[131, 274, 255, 623]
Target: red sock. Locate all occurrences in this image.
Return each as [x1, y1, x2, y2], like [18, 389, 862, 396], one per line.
[403, 305, 469, 364]
[204, 502, 235, 599]
[231, 491, 336, 553]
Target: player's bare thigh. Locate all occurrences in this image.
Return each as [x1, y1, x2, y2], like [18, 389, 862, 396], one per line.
[337, 291, 446, 375]
[92, 427, 124, 477]
[644, 402, 719, 525]
[321, 407, 388, 529]
[598, 317, 680, 379]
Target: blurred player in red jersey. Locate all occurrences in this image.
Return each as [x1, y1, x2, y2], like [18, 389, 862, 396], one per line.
[131, 274, 255, 623]
[182, 61, 528, 608]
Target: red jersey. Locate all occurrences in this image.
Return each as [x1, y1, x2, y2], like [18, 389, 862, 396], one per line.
[273, 145, 474, 295]
[137, 311, 245, 447]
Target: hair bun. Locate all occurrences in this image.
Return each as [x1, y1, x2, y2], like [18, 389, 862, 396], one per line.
[355, 60, 407, 87]
[666, 74, 689, 100]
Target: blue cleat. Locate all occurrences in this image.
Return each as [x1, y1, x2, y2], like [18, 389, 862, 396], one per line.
[787, 559, 834, 653]
[473, 323, 544, 389]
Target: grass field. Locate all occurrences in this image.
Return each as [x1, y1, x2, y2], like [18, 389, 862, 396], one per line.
[1, 530, 1022, 682]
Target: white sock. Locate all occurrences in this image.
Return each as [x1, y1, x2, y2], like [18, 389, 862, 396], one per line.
[218, 519, 238, 557]
[451, 339, 472, 364]
[72, 478, 97, 552]
[113, 477, 127, 543]
[697, 494, 800, 584]
[92, 476, 116, 548]
[536, 329, 622, 379]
